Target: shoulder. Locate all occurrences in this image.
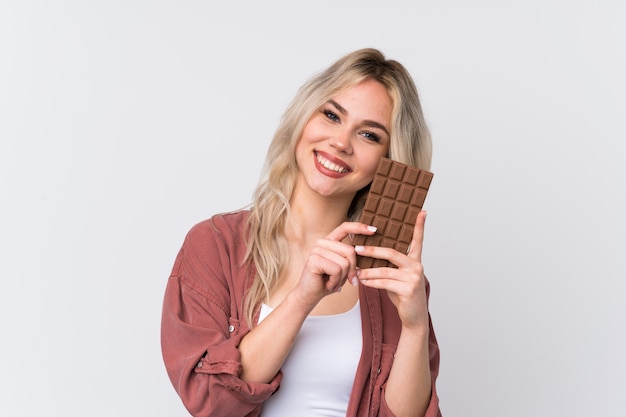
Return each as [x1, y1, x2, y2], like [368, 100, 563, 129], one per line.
[172, 209, 251, 277]
[184, 209, 251, 248]
[171, 209, 252, 298]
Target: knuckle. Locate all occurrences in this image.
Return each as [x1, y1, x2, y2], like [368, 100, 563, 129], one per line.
[329, 263, 342, 275]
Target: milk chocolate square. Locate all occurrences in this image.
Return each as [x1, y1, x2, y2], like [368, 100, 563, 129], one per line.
[353, 157, 434, 268]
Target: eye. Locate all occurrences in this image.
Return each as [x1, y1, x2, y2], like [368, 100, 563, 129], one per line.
[323, 110, 340, 122]
[360, 131, 381, 143]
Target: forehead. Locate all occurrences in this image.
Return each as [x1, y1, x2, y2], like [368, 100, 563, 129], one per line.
[330, 79, 393, 123]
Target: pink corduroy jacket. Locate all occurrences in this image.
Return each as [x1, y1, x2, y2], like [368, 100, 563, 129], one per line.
[161, 210, 442, 417]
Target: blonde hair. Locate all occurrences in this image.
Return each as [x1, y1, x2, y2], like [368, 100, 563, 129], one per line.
[243, 48, 432, 325]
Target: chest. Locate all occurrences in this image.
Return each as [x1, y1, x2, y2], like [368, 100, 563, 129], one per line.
[259, 302, 363, 416]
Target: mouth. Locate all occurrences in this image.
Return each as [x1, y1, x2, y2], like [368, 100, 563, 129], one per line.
[315, 152, 350, 174]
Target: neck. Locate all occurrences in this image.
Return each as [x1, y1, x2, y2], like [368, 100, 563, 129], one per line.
[286, 185, 353, 244]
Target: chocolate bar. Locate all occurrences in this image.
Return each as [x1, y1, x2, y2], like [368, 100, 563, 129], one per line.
[353, 157, 433, 268]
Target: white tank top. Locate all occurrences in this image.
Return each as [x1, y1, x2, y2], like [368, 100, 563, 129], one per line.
[258, 301, 362, 417]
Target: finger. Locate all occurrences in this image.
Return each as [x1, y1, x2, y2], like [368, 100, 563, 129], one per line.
[316, 239, 358, 266]
[357, 266, 424, 296]
[358, 277, 404, 294]
[310, 247, 352, 290]
[354, 244, 398, 267]
[307, 254, 344, 293]
[355, 244, 424, 277]
[357, 269, 408, 295]
[315, 239, 359, 283]
[407, 210, 427, 262]
[315, 238, 358, 260]
[325, 222, 378, 242]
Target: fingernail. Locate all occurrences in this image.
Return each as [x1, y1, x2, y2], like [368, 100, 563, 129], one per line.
[355, 245, 365, 253]
[351, 276, 358, 286]
[367, 226, 377, 232]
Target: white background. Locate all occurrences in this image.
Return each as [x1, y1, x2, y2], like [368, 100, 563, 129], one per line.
[1, 1, 624, 416]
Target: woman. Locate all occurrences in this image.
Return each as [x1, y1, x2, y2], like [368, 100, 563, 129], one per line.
[161, 48, 442, 417]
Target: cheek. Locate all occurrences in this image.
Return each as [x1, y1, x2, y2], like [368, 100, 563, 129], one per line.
[358, 156, 382, 183]
[358, 149, 388, 183]
[301, 114, 322, 133]
[294, 130, 315, 167]
[294, 140, 306, 168]
[367, 148, 389, 170]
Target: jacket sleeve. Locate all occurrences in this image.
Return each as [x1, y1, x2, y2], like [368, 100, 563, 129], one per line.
[378, 277, 443, 417]
[160, 222, 281, 417]
[378, 312, 442, 417]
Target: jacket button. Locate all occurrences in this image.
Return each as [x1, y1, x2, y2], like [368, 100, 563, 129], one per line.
[228, 325, 235, 333]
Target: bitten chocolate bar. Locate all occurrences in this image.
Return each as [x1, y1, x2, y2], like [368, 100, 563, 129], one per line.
[353, 157, 434, 269]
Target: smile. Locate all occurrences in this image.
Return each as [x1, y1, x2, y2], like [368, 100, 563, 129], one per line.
[316, 153, 349, 174]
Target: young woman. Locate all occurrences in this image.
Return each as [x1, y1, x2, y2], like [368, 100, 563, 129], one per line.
[161, 48, 442, 417]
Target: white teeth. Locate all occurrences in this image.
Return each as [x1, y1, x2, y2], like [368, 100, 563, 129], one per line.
[317, 154, 347, 173]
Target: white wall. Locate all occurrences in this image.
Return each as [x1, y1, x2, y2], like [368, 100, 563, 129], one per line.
[1, 1, 624, 416]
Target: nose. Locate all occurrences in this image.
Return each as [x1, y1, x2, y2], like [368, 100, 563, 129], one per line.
[330, 131, 353, 155]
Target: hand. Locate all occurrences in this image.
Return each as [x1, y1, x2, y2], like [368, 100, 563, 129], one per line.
[292, 222, 377, 310]
[354, 211, 429, 329]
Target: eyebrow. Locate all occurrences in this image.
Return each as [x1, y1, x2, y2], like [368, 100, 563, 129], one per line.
[328, 99, 390, 137]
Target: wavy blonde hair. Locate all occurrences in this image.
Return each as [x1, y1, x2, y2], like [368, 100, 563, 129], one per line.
[243, 48, 432, 325]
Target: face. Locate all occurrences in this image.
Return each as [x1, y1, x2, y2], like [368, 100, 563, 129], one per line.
[294, 78, 392, 200]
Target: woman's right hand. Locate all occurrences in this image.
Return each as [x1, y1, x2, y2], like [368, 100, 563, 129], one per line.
[292, 221, 378, 309]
